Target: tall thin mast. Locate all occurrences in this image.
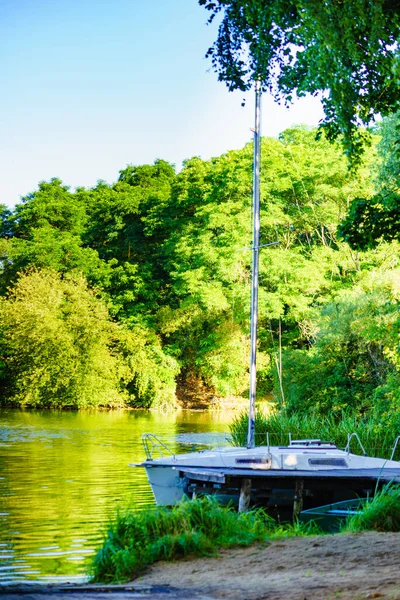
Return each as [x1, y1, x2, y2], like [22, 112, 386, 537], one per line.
[247, 81, 262, 449]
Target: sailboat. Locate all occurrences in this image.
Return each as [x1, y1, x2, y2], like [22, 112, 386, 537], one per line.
[134, 85, 400, 514]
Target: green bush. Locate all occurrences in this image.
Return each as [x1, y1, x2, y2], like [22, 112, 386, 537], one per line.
[91, 496, 317, 583]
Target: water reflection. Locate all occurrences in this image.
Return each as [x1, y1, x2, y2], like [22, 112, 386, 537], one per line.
[0, 408, 234, 584]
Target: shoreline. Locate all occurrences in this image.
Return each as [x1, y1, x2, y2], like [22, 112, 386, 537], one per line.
[5, 532, 400, 599]
[136, 531, 400, 599]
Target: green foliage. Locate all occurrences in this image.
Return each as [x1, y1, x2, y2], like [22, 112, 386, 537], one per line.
[0, 269, 179, 409]
[230, 408, 276, 447]
[158, 127, 374, 397]
[229, 410, 400, 460]
[0, 163, 180, 409]
[0, 269, 127, 408]
[116, 326, 179, 409]
[10, 178, 87, 236]
[91, 496, 316, 583]
[199, 0, 400, 161]
[343, 485, 400, 532]
[0, 128, 398, 411]
[82, 160, 176, 320]
[278, 269, 400, 416]
[338, 193, 400, 250]
[0, 179, 109, 294]
[339, 112, 400, 248]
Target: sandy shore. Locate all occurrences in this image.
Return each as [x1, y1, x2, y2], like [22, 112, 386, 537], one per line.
[4, 532, 399, 599]
[137, 531, 400, 599]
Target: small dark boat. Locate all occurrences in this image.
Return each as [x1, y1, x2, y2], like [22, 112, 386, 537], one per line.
[299, 498, 368, 532]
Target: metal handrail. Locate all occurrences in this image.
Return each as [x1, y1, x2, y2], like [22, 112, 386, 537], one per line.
[390, 435, 400, 461]
[345, 432, 367, 456]
[142, 433, 175, 461]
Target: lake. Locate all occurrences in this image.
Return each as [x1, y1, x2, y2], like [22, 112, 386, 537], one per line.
[0, 408, 235, 585]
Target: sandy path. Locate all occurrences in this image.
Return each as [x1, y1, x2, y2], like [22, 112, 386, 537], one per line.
[137, 532, 400, 599]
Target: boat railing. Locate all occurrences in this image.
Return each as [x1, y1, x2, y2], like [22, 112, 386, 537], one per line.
[260, 432, 293, 446]
[142, 433, 175, 461]
[390, 435, 400, 461]
[345, 433, 367, 456]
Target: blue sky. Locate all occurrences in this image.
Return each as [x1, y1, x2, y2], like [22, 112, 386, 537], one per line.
[1, 0, 324, 208]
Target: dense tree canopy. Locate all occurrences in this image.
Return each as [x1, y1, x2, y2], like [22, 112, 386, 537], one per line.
[199, 0, 400, 160]
[158, 127, 376, 398]
[0, 179, 109, 294]
[280, 267, 400, 416]
[338, 112, 400, 248]
[1, 128, 399, 414]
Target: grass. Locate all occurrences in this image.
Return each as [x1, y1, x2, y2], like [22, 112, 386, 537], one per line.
[342, 484, 400, 533]
[90, 496, 319, 583]
[230, 410, 400, 459]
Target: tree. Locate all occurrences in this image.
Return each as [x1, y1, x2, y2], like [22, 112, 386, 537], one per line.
[279, 268, 400, 416]
[0, 162, 177, 320]
[0, 179, 108, 293]
[0, 133, 388, 407]
[158, 128, 375, 398]
[0, 269, 127, 408]
[158, 152, 254, 397]
[338, 112, 400, 248]
[199, 0, 400, 160]
[82, 160, 176, 320]
[0, 269, 179, 409]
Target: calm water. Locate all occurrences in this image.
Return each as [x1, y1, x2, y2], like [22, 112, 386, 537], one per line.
[0, 408, 234, 585]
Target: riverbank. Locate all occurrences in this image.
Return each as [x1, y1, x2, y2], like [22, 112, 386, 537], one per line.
[136, 531, 400, 599]
[4, 532, 400, 599]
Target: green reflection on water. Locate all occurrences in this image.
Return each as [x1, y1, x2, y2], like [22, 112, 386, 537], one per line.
[0, 408, 234, 584]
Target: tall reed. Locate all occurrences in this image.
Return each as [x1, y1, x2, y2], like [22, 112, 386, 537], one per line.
[343, 484, 400, 532]
[230, 410, 400, 459]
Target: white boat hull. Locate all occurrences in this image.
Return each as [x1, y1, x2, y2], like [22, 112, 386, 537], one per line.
[138, 441, 400, 507]
[144, 465, 187, 506]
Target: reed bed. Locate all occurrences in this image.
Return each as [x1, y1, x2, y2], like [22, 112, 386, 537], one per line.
[230, 410, 400, 459]
[91, 496, 318, 583]
[342, 484, 400, 532]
